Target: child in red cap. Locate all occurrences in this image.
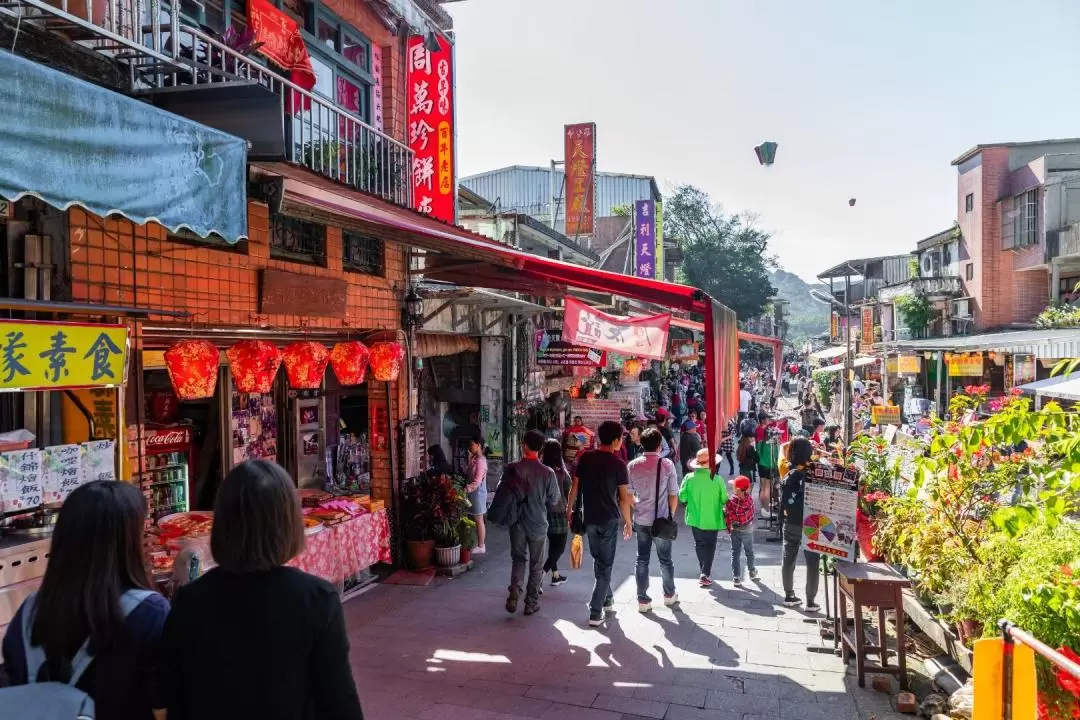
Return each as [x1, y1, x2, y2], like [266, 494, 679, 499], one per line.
[724, 475, 758, 586]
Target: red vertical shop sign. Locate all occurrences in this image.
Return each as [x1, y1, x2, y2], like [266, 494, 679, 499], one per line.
[407, 34, 455, 223]
[564, 123, 596, 237]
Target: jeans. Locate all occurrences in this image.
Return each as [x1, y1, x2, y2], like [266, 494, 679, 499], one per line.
[690, 526, 719, 577]
[586, 519, 620, 616]
[509, 523, 547, 604]
[722, 452, 735, 475]
[730, 524, 757, 580]
[544, 532, 568, 573]
[781, 522, 820, 602]
[634, 525, 675, 602]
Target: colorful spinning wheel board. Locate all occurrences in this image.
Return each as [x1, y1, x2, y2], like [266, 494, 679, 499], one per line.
[802, 513, 837, 542]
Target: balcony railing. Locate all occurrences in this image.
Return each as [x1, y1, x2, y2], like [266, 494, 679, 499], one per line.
[1046, 223, 1080, 262]
[0, 0, 413, 209]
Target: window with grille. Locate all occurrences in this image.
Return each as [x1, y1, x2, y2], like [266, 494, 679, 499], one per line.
[342, 231, 385, 276]
[269, 212, 326, 265]
[1003, 189, 1039, 249]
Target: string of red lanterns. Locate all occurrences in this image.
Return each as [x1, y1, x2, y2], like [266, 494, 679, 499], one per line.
[162, 338, 402, 398]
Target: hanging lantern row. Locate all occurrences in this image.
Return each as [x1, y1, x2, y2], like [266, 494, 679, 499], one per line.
[163, 339, 404, 400]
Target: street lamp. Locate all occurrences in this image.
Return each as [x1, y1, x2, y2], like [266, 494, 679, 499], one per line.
[401, 286, 425, 333]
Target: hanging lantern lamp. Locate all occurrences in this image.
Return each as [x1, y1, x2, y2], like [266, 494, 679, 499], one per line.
[623, 357, 642, 377]
[754, 141, 778, 166]
[369, 341, 405, 382]
[281, 341, 330, 389]
[330, 341, 371, 385]
[226, 340, 282, 394]
[568, 385, 581, 399]
[164, 340, 220, 400]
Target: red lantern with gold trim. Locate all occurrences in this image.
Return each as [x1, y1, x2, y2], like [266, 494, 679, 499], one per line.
[164, 340, 220, 400]
[281, 341, 330, 389]
[623, 357, 642, 378]
[329, 341, 370, 386]
[369, 342, 404, 382]
[226, 340, 282, 394]
[568, 385, 581, 399]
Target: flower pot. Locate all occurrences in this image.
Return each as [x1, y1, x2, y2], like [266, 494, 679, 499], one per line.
[856, 508, 882, 561]
[459, 547, 472, 564]
[435, 544, 461, 567]
[956, 619, 983, 646]
[407, 539, 435, 570]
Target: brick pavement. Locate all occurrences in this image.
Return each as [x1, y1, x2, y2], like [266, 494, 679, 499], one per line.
[344, 494, 908, 720]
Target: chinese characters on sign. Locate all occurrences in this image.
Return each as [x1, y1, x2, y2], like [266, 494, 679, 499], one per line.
[562, 297, 670, 361]
[947, 352, 983, 377]
[633, 199, 656, 279]
[370, 46, 384, 133]
[0, 321, 128, 391]
[861, 307, 874, 347]
[871, 405, 902, 426]
[407, 34, 455, 223]
[896, 355, 922, 375]
[0, 441, 116, 512]
[563, 123, 596, 237]
[247, 0, 315, 94]
[655, 202, 665, 281]
[801, 462, 859, 562]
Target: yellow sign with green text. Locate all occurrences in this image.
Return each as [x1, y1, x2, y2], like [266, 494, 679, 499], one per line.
[871, 405, 901, 426]
[0, 321, 128, 391]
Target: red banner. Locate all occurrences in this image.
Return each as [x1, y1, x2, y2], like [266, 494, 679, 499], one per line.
[247, 0, 315, 92]
[861, 307, 874, 347]
[562, 297, 669, 360]
[564, 123, 595, 237]
[407, 34, 455, 224]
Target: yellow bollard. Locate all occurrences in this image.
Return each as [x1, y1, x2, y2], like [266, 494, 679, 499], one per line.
[973, 637, 1037, 720]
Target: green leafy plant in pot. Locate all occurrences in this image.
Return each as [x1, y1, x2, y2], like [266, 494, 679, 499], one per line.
[458, 516, 477, 564]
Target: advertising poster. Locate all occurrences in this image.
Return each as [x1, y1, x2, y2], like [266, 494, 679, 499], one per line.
[406, 33, 455, 222]
[562, 297, 670, 360]
[231, 392, 278, 464]
[801, 462, 859, 561]
[0, 448, 43, 513]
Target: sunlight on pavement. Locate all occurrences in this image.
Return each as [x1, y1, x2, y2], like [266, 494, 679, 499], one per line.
[428, 649, 511, 664]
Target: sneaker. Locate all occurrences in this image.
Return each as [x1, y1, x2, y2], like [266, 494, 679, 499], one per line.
[698, 575, 713, 587]
[638, 600, 653, 613]
[805, 601, 822, 613]
[783, 593, 802, 607]
[749, 570, 761, 581]
[506, 587, 519, 614]
[663, 594, 679, 607]
[550, 573, 568, 587]
[733, 578, 744, 587]
[603, 599, 615, 612]
[524, 602, 540, 616]
[588, 615, 603, 627]
[473, 545, 486, 555]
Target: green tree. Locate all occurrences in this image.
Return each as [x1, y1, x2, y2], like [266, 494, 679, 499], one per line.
[667, 185, 777, 319]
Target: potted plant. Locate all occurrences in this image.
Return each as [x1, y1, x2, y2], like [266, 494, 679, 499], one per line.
[400, 477, 437, 569]
[430, 473, 469, 567]
[458, 516, 477, 564]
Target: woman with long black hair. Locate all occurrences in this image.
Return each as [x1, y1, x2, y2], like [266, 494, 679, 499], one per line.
[540, 439, 573, 587]
[779, 438, 820, 611]
[2, 480, 170, 720]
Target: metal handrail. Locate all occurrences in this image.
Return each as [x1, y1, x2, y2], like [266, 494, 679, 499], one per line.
[999, 620, 1080, 720]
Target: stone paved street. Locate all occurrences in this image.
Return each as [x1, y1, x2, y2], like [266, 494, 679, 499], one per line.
[343, 497, 909, 720]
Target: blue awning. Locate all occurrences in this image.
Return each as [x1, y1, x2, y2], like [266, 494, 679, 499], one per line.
[0, 50, 247, 242]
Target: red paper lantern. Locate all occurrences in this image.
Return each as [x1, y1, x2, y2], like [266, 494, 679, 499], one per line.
[164, 340, 220, 400]
[623, 357, 642, 377]
[281, 341, 330, 389]
[369, 342, 404, 382]
[226, 340, 282, 394]
[568, 385, 581, 399]
[330, 341, 370, 385]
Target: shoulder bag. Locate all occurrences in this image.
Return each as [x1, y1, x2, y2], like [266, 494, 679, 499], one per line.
[651, 458, 678, 540]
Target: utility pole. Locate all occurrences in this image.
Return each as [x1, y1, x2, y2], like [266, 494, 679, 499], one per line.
[843, 273, 853, 445]
[549, 159, 564, 230]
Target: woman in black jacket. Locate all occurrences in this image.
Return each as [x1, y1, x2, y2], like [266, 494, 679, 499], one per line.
[779, 438, 820, 612]
[162, 460, 364, 720]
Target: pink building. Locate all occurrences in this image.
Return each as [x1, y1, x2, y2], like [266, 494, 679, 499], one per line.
[953, 139, 1080, 331]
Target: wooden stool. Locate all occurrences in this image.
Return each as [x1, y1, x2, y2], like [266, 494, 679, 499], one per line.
[834, 562, 911, 690]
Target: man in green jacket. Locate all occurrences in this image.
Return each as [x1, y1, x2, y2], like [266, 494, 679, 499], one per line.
[680, 447, 730, 587]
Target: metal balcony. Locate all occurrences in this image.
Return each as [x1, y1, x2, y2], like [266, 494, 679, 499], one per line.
[0, 0, 413, 208]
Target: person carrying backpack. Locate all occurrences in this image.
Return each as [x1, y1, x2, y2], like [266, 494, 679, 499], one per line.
[1, 480, 170, 720]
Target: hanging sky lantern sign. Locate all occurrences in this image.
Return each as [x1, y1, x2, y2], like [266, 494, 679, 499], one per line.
[330, 341, 371, 386]
[369, 341, 405, 382]
[754, 141, 778, 166]
[226, 340, 282, 394]
[164, 340, 220, 400]
[281, 341, 329, 389]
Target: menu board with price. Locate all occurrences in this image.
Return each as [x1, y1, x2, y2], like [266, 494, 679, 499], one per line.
[0, 449, 44, 513]
[44, 444, 86, 504]
[801, 462, 859, 561]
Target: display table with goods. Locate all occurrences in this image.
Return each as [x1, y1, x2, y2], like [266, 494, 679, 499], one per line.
[145, 492, 391, 592]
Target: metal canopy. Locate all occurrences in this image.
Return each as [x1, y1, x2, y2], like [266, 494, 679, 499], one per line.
[893, 329, 1080, 357]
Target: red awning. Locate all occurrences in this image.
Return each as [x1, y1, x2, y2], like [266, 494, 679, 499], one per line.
[254, 162, 740, 475]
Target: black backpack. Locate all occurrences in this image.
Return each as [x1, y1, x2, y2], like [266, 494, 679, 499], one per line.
[487, 465, 524, 528]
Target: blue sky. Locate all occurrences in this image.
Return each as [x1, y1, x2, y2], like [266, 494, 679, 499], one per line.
[446, 0, 1080, 282]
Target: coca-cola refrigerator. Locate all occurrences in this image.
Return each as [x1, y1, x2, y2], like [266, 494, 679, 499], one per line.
[139, 425, 196, 521]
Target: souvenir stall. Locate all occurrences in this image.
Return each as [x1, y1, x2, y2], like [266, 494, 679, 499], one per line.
[139, 334, 395, 596]
[0, 316, 128, 636]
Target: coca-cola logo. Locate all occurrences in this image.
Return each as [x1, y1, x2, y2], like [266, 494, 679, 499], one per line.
[146, 430, 189, 447]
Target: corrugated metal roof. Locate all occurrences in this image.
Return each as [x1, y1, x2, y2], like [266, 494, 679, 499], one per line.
[460, 165, 660, 234]
[894, 329, 1080, 358]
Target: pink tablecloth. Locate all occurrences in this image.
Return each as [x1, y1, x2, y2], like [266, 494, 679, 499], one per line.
[289, 509, 391, 583]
